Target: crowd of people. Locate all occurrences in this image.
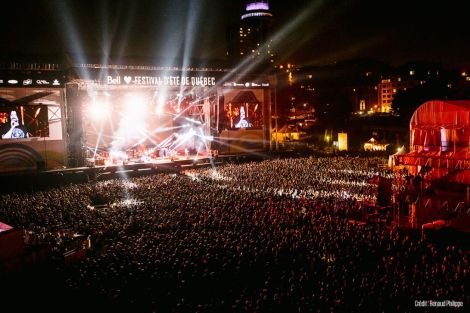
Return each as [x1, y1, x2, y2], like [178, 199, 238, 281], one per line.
[0, 156, 467, 312]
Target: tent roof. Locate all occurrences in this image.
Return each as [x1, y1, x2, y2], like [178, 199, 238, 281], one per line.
[410, 100, 470, 128]
[365, 137, 387, 144]
[399, 149, 469, 158]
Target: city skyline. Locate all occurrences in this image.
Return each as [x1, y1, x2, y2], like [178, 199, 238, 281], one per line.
[0, 0, 468, 69]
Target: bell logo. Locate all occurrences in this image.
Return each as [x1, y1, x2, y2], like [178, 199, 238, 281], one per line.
[107, 76, 121, 84]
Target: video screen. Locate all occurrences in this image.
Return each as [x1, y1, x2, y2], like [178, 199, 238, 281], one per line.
[223, 89, 263, 129]
[0, 105, 49, 139]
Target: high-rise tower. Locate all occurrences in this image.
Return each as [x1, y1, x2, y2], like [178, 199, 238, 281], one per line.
[226, 1, 274, 66]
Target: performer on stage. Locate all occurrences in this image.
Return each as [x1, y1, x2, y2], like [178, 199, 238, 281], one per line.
[1, 110, 28, 139]
[234, 106, 252, 128]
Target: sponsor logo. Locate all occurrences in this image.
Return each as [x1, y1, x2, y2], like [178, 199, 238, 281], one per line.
[124, 76, 132, 84]
[52, 79, 60, 86]
[8, 79, 18, 85]
[107, 76, 121, 84]
[36, 79, 50, 85]
[23, 79, 33, 85]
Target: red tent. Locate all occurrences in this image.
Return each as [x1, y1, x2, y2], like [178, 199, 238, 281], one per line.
[395, 100, 470, 183]
[393, 101, 470, 230]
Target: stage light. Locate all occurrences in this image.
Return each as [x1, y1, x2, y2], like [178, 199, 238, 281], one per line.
[124, 94, 147, 114]
[88, 101, 110, 120]
[184, 117, 202, 125]
[155, 90, 169, 116]
[155, 99, 165, 115]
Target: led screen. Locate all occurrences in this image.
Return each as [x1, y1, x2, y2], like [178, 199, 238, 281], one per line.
[0, 105, 49, 139]
[223, 89, 263, 130]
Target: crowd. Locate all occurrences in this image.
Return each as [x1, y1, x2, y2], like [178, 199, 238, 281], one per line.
[0, 156, 467, 312]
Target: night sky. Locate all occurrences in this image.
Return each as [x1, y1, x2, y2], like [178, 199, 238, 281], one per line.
[0, 0, 468, 69]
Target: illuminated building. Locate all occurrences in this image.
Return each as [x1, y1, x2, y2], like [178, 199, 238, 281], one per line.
[378, 77, 418, 113]
[226, 1, 275, 66]
[378, 63, 445, 113]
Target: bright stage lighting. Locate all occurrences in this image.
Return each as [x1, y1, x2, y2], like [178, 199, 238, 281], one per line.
[124, 94, 147, 114]
[112, 94, 149, 151]
[118, 94, 148, 131]
[202, 135, 214, 141]
[184, 117, 202, 125]
[155, 91, 168, 116]
[88, 101, 110, 120]
[155, 100, 165, 115]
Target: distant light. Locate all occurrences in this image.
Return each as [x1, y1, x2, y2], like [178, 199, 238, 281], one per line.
[241, 12, 272, 19]
[246, 2, 270, 11]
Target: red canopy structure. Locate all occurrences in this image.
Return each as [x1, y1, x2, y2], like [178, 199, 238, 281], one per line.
[393, 100, 470, 231]
[395, 100, 470, 183]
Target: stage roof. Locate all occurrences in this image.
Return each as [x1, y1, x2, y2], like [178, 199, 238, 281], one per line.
[410, 100, 470, 129]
